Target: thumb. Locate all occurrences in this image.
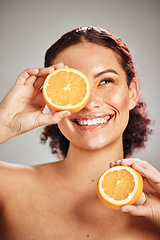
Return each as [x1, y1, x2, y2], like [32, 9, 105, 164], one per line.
[120, 192, 147, 217]
[120, 204, 151, 218]
[36, 111, 71, 127]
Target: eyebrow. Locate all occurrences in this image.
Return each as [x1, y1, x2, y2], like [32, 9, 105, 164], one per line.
[95, 69, 119, 78]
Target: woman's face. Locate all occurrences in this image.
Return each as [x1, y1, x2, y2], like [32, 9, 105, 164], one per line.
[53, 43, 138, 151]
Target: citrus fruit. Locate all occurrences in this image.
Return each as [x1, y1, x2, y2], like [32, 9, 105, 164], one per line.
[97, 166, 143, 210]
[43, 68, 91, 113]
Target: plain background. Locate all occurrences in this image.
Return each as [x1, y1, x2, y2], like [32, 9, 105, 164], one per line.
[0, 0, 160, 170]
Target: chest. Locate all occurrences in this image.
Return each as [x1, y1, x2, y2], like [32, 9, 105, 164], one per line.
[1, 190, 160, 240]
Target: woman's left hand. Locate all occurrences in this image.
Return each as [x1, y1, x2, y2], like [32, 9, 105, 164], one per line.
[110, 158, 160, 223]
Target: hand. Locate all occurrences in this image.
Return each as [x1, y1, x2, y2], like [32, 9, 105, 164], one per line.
[0, 63, 70, 143]
[110, 159, 160, 223]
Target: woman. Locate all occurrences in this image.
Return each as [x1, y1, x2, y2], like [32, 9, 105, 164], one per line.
[0, 26, 160, 239]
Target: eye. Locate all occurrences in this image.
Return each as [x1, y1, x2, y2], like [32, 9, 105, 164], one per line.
[98, 78, 114, 86]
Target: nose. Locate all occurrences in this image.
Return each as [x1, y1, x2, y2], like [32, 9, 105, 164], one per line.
[84, 91, 103, 111]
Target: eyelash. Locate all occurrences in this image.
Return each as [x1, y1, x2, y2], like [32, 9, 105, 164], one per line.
[97, 78, 114, 86]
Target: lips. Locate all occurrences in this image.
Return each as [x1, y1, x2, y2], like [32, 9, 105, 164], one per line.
[71, 114, 114, 129]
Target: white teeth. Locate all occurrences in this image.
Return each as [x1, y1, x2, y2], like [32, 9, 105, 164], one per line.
[97, 118, 101, 124]
[92, 119, 97, 125]
[84, 120, 87, 125]
[77, 117, 110, 126]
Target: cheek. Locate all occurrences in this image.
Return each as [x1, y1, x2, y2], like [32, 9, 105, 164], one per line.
[102, 88, 130, 111]
[57, 118, 74, 141]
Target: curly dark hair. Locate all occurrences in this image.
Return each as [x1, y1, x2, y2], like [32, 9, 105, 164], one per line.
[40, 26, 152, 159]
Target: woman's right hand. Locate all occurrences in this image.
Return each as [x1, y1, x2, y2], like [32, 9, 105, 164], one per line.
[0, 63, 71, 143]
[110, 159, 160, 223]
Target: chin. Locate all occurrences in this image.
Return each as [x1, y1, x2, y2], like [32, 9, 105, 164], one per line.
[72, 133, 123, 153]
[73, 136, 112, 151]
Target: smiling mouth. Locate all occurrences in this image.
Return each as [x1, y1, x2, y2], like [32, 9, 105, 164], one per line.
[71, 115, 114, 128]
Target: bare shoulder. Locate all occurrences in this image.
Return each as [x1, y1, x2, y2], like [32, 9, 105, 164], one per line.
[0, 160, 59, 183]
[0, 160, 36, 178]
[0, 161, 61, 210]
[0, 161, 35, 195]
[0, 161, 51, 205]
[0, 161, 64, 217]
[0, 160, 61, 193]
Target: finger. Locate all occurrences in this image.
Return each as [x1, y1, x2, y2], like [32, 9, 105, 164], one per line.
[36, 111, 71, 127]
[132, 163, 160, 185]
[16, 67, 55, 86]
[143, 177, 156, 193]
[109, 160, 121, 168]
[121, 159, 159, 174]
[110, 159, 160, 186]
[110, 159, 159, 177]
[109, 162, 115, 168]
[36, 66, 55, 76]
[121, 204, 151, 218]
[34, 76, 46, 89]
[34, 64, 66, 89]
[120, 159, 160, 185]
[115, 160, 122, 166]
[16, 68, 39, 84]
[26, 67, 55, 87]
[53, 62, 65, 70]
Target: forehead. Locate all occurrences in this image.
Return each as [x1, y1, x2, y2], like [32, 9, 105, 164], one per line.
[53, 42, 124, 76]
[54, 42, 120, 63]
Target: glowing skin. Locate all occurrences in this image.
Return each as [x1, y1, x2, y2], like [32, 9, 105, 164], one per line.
[53, 43, 138, 152]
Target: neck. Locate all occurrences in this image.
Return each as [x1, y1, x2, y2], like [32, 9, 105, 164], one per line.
[61, 137, 124, 187]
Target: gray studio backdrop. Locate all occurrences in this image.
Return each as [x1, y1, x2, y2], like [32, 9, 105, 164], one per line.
[0, 0, 160, 170]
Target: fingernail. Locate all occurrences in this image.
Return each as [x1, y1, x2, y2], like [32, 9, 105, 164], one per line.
[122, 159, 127, 162]
[121, 159, 128, 165]
[63, 111, 71, 117]
[121, 208, 128, 213]
[122, 210, 128, 213]
[110, 162, 114, 167]
[49, 66, 54, 70]
[33, 69, 39, 74]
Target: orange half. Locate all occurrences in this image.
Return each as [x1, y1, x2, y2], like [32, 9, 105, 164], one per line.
[97, 166, 143, 209]
[43, 68, 91, 113]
